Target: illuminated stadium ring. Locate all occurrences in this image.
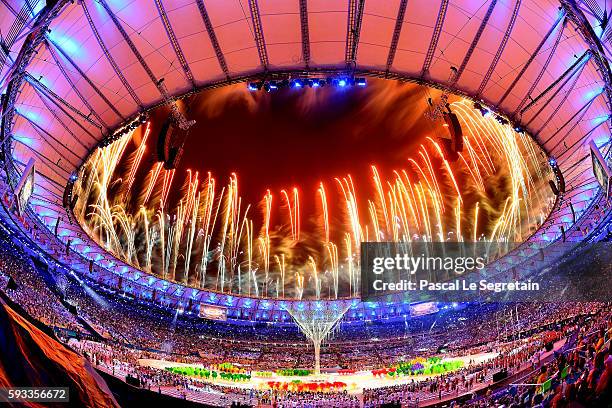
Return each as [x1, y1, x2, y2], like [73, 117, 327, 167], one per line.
[0, 0, 611, 322]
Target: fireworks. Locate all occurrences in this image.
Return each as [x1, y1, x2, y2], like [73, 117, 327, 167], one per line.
[74, 98, 554, 300]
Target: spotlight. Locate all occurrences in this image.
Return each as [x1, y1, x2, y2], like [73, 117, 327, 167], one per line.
[495, 115, 508, 125]
[514, 125, 524, 133]
[355, 77, 367, 86]
[338, 78, 347, 87]
[549, 157, 557, 167]
[268, 81, 278, 90]
[247, 82, 259, 91]
[473, 101, 490, 117]
[290, 79, 303, 88]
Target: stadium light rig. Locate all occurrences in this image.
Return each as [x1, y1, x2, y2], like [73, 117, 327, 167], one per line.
[247, 77, 366, 92]
[473, 102, 490, 117]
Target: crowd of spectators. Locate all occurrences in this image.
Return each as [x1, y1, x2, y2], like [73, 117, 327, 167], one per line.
[461, 306, 611, 408]
[0, 234, 83, 332]
[0, 226, 610, 407]
[363, 304, 610, 407]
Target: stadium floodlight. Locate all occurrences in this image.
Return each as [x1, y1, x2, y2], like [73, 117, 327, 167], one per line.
[247, 76, 367, 91]
[495, 115, 508, 125]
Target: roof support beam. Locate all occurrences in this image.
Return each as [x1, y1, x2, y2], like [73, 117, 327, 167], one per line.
[560, 0, 612, 126]
[451, 0, 498, 86]
[81, 0, 143, 108]
[11, 135, 69, 180]
[0, 2, 32, 72]
[93, 0, 193, 130]
[477, 0, 521, 96]
[555, 117, 607, 160]
[1, 0, 69, 149]
[497, 12, 566, 106]
[345, 0, 365, 69]
[385, 0, 408, 73]
[30, 193, 61, 207]
[248, 0, 269, 70]
[0, 0, 21, 19]
[513, 21, 568, 116]
[25, 78, 99, 142]
[532, 68, 585, 137]
[29, 175, 65, 195]
[154, 0, 196, 88]
[96, 0, 163, 96]
[541, 93, 598, 146]
[34, 67, 100, 150]
[44, 40, 108, 130]
[527, 59, 588, 131]
[25, 73, 101, 130]
[520, 50, 590, 115]
[17, 104, 83, 164]
[421, 0, 449, 77]
[195, 0, 230, 78]
[45, 38, 125, 121]
[298, 0, 311, 68]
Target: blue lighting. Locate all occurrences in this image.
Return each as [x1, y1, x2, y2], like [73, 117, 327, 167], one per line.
[12, 133, 34, 146]
[31, 1, 44, 16]
[584, 88, 605, 101]
[247, 77, 368, 91]
[592, 114, 611, 126]
[549, 158, 557, 167]
[48, 31, 81, 57]
[18, 109, 39, 122]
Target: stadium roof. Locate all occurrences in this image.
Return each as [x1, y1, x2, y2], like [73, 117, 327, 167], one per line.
[0, 0, 611, 318]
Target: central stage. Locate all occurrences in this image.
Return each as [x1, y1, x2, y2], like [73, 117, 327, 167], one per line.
[138, 351, 499, 393]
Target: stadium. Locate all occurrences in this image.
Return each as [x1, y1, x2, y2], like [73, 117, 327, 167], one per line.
[0, 0, 611, 407]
